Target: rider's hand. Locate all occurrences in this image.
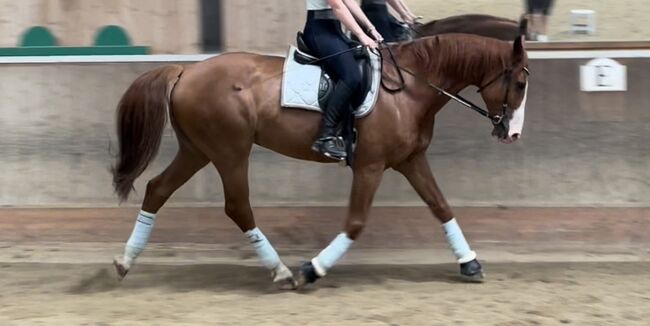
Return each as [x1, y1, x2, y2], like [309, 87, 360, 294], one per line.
[405, 15, 423, 26]
[359, 34, 379, 50]
[368, 28, 384, 44]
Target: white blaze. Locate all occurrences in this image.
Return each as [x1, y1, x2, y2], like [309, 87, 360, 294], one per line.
[509, 84, 527, 138]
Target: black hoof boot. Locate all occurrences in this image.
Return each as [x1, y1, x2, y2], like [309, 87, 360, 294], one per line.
[460, 259, 485, 282]
[297, 261, 321, 288]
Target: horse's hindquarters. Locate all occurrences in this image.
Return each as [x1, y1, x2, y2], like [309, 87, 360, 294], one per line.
[170, 53, 333, 164]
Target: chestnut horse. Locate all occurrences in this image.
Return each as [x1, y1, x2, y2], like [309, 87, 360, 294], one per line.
[413, 14, 530, 41]
[112, 33, 529, 288]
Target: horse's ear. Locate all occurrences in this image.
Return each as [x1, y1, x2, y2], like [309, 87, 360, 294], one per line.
[513, 34, 525, 63]
[518, 15, 529, 37]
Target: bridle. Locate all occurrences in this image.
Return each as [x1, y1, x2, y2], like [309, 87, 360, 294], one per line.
[476, 66, 530, 126]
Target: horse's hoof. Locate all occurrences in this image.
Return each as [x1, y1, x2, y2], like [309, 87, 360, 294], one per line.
[460, 259, 485, 282]
[296, 261, 320, 288]
[275, 277, 298, 290]
[113, 257, 130, 281]
[272, 264, 298, 290]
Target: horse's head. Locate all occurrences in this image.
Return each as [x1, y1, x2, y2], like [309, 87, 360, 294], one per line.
[477, 35, 529, 144]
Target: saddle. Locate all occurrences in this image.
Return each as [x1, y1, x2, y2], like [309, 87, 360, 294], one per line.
[294, 32, 374, 110]
[281, 33, 382, 165]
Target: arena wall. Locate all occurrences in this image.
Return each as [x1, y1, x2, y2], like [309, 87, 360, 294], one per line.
[0, 51, 648, 208]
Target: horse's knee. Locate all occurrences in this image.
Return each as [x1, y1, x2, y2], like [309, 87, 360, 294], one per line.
[345, 219, 366, 240]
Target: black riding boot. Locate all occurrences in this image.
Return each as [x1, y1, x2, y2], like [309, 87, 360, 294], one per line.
[312, 82, 355, 160]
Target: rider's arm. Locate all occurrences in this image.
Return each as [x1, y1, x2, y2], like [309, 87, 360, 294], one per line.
[386, 0, 418, 24]
[339, 0, 384, 41]
[328, 0, 372, 40]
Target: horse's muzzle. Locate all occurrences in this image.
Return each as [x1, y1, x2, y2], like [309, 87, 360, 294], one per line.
[491, 120, 519, 144]
[498, 134, 520, 144]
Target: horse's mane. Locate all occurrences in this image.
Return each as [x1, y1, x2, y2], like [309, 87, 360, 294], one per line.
[393, 34, 512, 84]
[422, 14, 518, 30]
[414, 14, 525, 41]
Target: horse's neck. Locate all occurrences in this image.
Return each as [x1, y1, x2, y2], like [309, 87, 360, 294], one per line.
[392, 36, 506, 115]
[430, 38, 504, 88]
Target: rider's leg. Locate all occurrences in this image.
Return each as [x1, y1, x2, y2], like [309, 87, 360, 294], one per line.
[311, 81, 356, 160]
[303, 20, 362, 160]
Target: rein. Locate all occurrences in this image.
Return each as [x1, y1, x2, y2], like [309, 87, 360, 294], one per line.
[243, 45, 364, 90]
[302, 45, 364, 66]
[377, 43, 528, 126]
[407, 22, 427, 38]
[379, 46, 406, 92]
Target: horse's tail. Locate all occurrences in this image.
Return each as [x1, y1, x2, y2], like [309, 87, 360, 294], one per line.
[112, 64, 184, 202]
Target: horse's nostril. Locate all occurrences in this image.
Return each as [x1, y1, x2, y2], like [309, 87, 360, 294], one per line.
[511, 133, 521, 140]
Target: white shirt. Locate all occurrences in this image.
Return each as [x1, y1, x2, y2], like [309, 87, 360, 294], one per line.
[306, 0, 331, 10]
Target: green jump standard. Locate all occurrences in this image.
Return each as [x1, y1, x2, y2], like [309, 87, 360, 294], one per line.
[1, 25, 150, 56]
[0, 46, 150, 56]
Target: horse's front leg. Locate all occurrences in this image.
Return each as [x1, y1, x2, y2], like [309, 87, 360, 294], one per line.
[395, 152, 484, 281]
[297, 162, 385, 287]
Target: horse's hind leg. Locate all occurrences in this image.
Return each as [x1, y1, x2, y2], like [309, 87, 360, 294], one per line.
[395, 152, 484, 282]
[211, 150, 296, 288]
[114, 141, 208, 280]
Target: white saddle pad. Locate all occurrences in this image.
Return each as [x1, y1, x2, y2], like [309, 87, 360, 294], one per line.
[281, 45, 381, 118]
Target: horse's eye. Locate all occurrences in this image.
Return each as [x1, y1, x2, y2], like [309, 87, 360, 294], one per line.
[516, 81, 526, 91]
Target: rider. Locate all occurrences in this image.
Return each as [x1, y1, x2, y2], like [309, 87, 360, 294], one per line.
[303, 0, 384, 161]
[361, 0, 420, 42]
